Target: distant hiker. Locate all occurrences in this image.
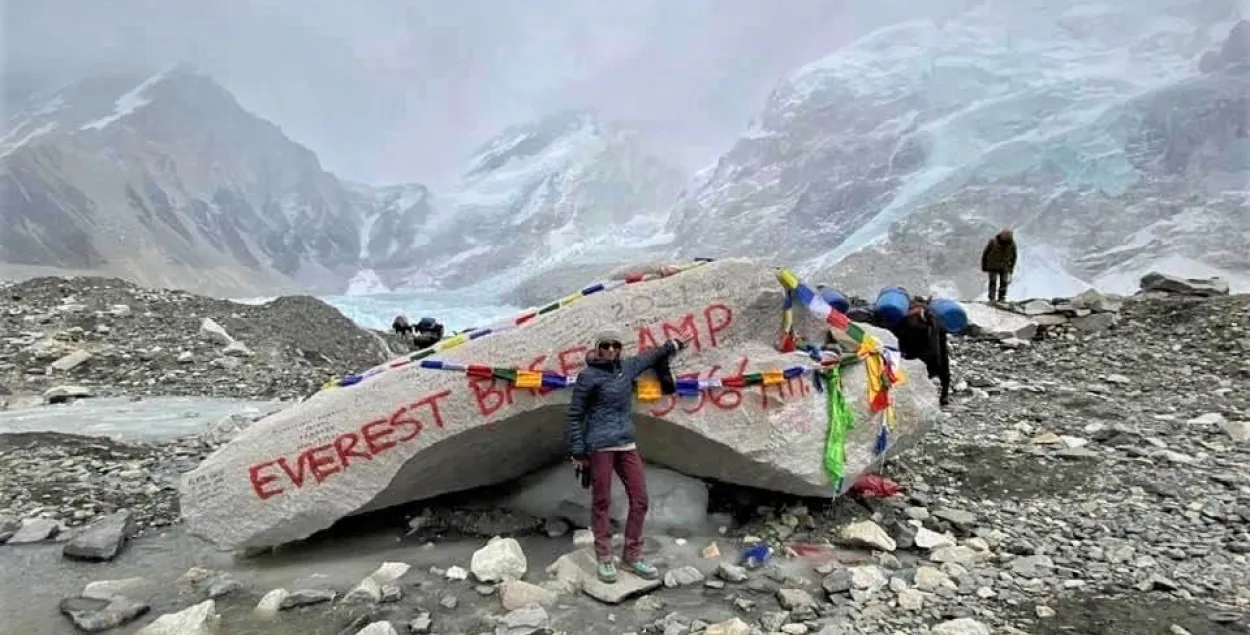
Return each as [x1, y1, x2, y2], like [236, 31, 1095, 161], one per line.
[890, 297, 952, 407]
[566, 330, 687, 584]
[981, 228, 1017, 302]
[411, 317, 445, 349]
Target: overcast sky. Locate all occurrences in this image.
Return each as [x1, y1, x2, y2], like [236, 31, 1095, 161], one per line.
[2, 0, 971, 187]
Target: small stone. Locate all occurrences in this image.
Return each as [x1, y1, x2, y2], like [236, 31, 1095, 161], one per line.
[8, 518, 60, 544]
[716, 562, 749, 583]
[663, 565, 705, 588]
[775, 588, 816, 610]
[279, 589, 335, 609]
[897, 587, 925, 611]
[499, 580, 557, 611]
[407, 612, 432, 633]
[495, 604, 548, 635]
[837, 520, 897, 552]
[63, 511, 134, 562]
[932, 617, 991, 635]
[59, 596, 150, 632]
[471, 537, 528, 582]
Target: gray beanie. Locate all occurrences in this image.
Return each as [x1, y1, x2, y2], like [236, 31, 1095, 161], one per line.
[593, 329, 625, 346]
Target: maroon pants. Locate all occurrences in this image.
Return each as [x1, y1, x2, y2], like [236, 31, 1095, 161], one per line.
[588, 449, 649, 562]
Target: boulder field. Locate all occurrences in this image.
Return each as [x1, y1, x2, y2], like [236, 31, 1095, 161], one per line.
[180, 259, 942, 550]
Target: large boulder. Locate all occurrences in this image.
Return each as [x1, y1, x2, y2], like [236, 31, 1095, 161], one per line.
[180, 259, 941, 550]
[963, 302, 1039, 340]
[1138, 272, 1230, 297]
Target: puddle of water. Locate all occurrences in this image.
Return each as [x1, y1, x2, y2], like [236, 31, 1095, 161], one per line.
[0, 396, 287, 442]
[0, 524, 751, 635]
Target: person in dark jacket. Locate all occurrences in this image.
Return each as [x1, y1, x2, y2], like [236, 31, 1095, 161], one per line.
[566, 329, 685, 583]
[981, 228, 1017, 302]
[891, 298, 951, 406]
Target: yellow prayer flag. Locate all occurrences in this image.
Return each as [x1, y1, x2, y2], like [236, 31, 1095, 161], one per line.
[514, 370, 542, 389]
[762, 370, 785, 386]
[635, 377, 663, 402]
[775, 269, 799, 290]
[441, 333, 468, 350]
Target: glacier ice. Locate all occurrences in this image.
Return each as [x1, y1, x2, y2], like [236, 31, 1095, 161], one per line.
[782, 0, 1213, 272]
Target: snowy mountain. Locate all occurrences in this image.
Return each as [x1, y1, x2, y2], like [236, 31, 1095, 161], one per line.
[669, 1, 1250, 299]
[0, 68, 683, 299]
[391, 110, 686, 292]
[0, 65, 430, 297]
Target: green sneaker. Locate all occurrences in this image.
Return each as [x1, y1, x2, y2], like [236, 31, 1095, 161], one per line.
[624, 559, 659, 580]
[597, 560, 618, 584]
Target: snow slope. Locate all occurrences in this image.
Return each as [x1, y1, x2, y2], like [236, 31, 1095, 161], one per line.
[388, 111, 685, 292]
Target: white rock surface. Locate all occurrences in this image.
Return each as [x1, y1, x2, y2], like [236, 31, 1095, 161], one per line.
[964, 302, 1039, 340]
[355, 622, 399, 635]
[470, 537, 528, 583]
[180, 259, 941, 550]
[136, 600, 219, 635]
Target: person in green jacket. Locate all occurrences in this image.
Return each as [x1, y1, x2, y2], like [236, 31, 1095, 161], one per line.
[980, 229, 1017, 302]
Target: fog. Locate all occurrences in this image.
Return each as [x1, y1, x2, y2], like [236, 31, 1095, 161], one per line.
[1, 0, 976, 186]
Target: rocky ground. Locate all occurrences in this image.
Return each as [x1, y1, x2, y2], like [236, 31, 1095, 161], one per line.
[1, 277, 1248, 634]
[0, 276, 409, 402]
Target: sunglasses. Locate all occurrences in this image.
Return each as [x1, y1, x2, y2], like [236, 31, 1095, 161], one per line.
[597, 341, 623, 350]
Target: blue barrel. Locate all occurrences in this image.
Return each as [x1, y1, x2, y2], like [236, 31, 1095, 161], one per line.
[819, 288, 851, 314]
[873, 286, 910, 326]
[928, 297, 968, 333]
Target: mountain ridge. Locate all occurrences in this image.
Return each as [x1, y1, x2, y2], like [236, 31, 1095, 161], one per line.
[1, 69, 687, 299]
[1, 65, 377, 297]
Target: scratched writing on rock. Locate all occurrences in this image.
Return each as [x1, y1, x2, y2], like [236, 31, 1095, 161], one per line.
[469, 303, 734, 418]
[246, 389, 452, 501]
[609, 284, 699, 320]
[646, 355, 814, 421]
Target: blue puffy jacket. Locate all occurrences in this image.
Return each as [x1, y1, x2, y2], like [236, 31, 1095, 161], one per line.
[565, 341, 679, 456]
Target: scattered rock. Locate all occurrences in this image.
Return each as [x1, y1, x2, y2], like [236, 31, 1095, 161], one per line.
[59, 596, 149, 632]
[1139, 272, 1229, 297]
[932, 617, 991, 635]
[837, 519, 896, 552]
[7, 518, 61, 544]
[547, 548, 661, 604]
[82, 577, 149, 600]
[704, 617, 751, 635]
[63, 510, 134, 561]
[471, 536, 528, 582]
[495, 604, 549, 635]
[499, 579, 558, 611]
[135, 599, 219, 635]
[279, 588, 336, 609]
[663, 565, 705, 588]
[716, 562, 749, 583]
[356, 622, 399, 635]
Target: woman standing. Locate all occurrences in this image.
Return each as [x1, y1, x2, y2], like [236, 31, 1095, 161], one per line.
[565, 329, 686, 583]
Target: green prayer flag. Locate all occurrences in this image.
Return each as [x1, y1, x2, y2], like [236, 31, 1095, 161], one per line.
[823, 366, 856, 485]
